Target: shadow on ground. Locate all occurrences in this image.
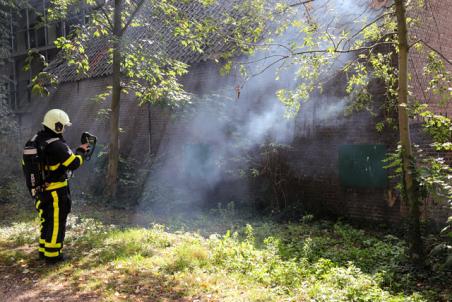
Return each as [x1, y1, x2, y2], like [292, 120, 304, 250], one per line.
[0, 240, 190, 302]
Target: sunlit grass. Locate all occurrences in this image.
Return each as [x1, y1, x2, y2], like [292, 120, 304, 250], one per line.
[0, 208, 449, 302]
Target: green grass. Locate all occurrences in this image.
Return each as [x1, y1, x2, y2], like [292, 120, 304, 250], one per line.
[0, 205, 450, 302]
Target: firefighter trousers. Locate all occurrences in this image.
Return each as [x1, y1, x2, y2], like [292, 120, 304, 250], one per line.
[35, 186, 71, 259]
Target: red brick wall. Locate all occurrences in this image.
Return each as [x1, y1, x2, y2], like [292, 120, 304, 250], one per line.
[20, 77, 175, 158]
[22, 70, 448, 225]
[20, 3, 452, 224]
[408, 0, 452, 224]
[282, 94, 403, 223]
[409, 0, 452, 116]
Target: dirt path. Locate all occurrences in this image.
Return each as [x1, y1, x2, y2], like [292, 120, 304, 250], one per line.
[0, 253, 195, 302]
[0, 242, 100, 302]
[0, 204, 197, 302]
[0, 243, 202, 302]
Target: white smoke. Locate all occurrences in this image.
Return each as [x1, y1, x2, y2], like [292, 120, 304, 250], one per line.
[137, 0, 381, 215]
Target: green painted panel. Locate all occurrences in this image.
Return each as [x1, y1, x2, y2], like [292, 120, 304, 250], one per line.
[339, 144, 388, 188]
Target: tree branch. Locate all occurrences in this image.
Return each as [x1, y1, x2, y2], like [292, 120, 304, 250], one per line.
[249, 55, 289, 79]
[100, 6, 114, 31]
[417, 39, 452, 65]
[289, 0, 315, 7]
[238, 54, 289, 65]
[243, 41, 395, 82]
[293, 41, 395, 56]
[121, 0, 146, 35]
[344, 11, 395, 47]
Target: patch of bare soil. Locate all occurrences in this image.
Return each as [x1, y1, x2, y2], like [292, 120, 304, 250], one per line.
[0, 242, 202, 302]
[0, 244, 98, 302]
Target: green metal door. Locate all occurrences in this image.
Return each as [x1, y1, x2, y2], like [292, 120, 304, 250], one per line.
[338, 144, 388, 188]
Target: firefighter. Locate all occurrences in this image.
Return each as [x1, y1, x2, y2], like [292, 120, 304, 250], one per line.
[34, 109, 89, 264]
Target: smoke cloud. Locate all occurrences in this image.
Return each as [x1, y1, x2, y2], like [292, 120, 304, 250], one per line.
[137, 0, 380, 216]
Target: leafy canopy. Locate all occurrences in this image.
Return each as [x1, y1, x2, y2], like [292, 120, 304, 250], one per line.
[34, 0, 268, 106]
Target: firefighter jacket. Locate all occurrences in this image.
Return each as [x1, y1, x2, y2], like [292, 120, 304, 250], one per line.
[37, 127, 85, 191]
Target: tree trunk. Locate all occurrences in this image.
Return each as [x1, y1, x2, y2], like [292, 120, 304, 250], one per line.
[105, 0, 123, 199]
[395, 0, 424, 263]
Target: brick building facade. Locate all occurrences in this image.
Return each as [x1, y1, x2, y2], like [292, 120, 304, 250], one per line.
[12, 0, 452, 225]
[409, 0, 452, 116]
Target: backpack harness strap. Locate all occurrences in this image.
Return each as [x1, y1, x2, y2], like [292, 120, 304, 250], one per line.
[45, 138, 60, 145]
[23, 135, 59, 198]
[23, 149, 38, 155]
